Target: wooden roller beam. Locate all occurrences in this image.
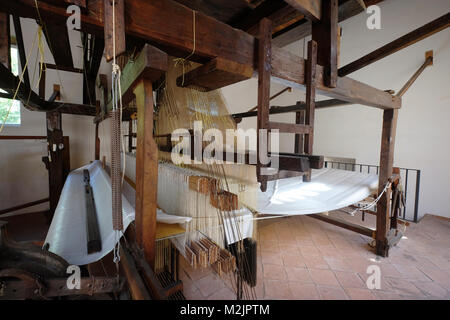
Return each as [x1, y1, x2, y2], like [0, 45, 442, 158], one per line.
[285, 0, 322, 22]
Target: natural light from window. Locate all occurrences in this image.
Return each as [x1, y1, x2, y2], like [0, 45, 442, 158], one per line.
[0, 47, 21, 126]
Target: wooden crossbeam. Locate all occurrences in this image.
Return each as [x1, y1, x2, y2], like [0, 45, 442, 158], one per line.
[0, 0, 400, 110]
[339, 13, 450, 77]
[43, 23, 73, 68]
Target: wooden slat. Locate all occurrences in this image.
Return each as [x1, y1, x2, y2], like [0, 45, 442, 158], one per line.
[134, 79, 158, 268]
[396, 54, 433, 98]
[294, 110, 305, 153]
[285, 0, 321, 22]
[119, 245, 151, 300]
[311, 0, 338, 88]
[339, 13, 450, 77]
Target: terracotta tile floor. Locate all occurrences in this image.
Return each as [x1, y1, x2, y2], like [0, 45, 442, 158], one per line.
[181, 212, 450, 300]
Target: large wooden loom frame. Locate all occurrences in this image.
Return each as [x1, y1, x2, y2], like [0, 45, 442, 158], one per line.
[0, 0, 448, 299]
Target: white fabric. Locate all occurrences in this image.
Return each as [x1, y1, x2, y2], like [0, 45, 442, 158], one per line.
[256, 168, 378, 215]
[44, 161, 135, 266]
[223, 207, 254, 245]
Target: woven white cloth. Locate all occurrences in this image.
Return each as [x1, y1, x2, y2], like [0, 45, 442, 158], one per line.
[256, 168, 378, 215]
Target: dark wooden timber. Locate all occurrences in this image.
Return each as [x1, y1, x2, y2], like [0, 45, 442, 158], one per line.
[312, 0, 338, 88]
[0, 0, 400, 110]
[82, 33, 104, 105]
[12, 15, 30, 87]
[257, 18, 272, 192]
[294, 110, 305, 154]
[0, 198, 49, 216]
[247, 87, 292, 113]
[0, 12, 10, 70]
[104, 0, 126, 62]
[95, 122, 100, 160]
[43, 23, 73, 68]
[83, 169, 102, 254]
[119, 244, 151, 300]
[303, 40, 317, 182]
[376, 108, 398, 257]
[135, 78, 159, 269]
[45, 63, 83, 73]
[232, 99, 350, 120]
[310, 213, 376, 238]
[0, 135, 47, 140]
[339, 13, 450, 77]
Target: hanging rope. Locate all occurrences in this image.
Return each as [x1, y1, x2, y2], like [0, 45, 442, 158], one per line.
[349, 181, 391, 216]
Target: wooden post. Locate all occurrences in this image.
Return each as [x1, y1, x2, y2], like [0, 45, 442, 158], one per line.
[376, 109, 398, 257]
[134, 79, 158, 268]
[312, 0, 338, 88]
[104, 0, 126, 62]
[294, 110, 305, 154]
[43, 111, 68, 222]
[0, 13, 10, 70]
[303, 40, 317, 182]
[128, 119, 133, 153]
[257, 18, 272, 192]
[95, 122, 100, 160]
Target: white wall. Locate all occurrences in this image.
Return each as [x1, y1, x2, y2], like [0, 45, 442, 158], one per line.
[223, 0, 450, 219]
[0, 18, 109, 215]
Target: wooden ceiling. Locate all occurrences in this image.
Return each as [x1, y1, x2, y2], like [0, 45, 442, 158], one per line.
[174, 0, 384, 46]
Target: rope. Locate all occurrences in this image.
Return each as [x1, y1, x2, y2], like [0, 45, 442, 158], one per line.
[349, 181, 391, 216]
[173, 10, 196, 86]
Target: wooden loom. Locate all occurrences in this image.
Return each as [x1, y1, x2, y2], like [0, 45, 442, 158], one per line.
[0, 0, 448, 300]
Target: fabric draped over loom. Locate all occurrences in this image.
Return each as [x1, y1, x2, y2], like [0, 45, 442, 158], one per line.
[256, 168, 379, 215]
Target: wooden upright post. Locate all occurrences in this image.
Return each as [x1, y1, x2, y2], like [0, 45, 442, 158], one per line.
[43, 111, 69, 222]
[134, 79, 158, 268]
[303, 40, 318, 182]
[257, 18, 272, 192]
[376, 109, 398, 257]
[312, 0, 338, 88]
[0, 13, 10, 70]
[95, 122, 100, 160]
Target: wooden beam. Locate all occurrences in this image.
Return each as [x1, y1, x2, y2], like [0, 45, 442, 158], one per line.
[339, 13, 450, 77]
[285, 0, 321, 22]
[95, 122, 100, 160]
[94, 44, 167, 123]
[311, 0, 338, 88]
[0, 135, 46, 140]
[43, 23, 74, 68]
[309, 213, 376, 238]
[294, 110, 305, 153]
[0, 198, 49, 216]
[176, 57, 253, 91]
[119, 245, 151, 300]
[232, 98, 350, 120]
[396, 53, 433, 98]
[104, 0, 126, 62]
[0, 0, 399, 110]
[376, 108, 398, 257]
[134, 78, 158, 269]
[257, 18, 272, 192]
[0, 12, 10, 70]
[303, 40, 317, 182]
[12, 15, 29, 87]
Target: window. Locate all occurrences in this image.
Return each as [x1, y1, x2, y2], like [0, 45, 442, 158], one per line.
[0, 47, 21, 126]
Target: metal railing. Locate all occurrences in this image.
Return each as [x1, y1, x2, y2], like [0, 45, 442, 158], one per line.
[324, 161, 421, 222]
